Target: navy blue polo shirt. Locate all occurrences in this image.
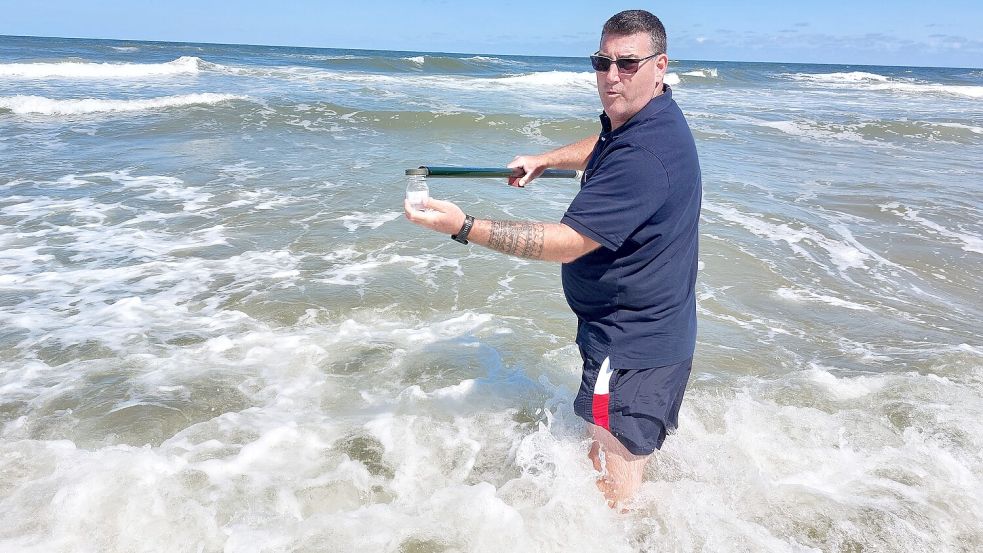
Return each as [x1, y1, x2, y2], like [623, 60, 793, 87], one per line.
[560, 85, 701, 369]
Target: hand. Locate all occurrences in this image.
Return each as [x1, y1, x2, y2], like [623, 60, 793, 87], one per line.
[404, 197, 466, 235]
[507, 155, 548, 188]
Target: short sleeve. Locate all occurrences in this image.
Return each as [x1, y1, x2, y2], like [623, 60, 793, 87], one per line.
[561, 144, 669, 251]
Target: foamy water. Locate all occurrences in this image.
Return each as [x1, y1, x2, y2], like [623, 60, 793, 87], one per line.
[0, 55, 202, 78]
[0, 93, 246, 115]
[1, 35, 981, 552]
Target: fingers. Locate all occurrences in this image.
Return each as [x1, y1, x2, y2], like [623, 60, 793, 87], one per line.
[518, 171, 534, 187]
[424, 197, 458, 212]
[518, 165, 545, 187]
[507, 158, 526, 187]
[404, 197, 448, 219]
[508, 154, 551, 187]
[403, 198, 431, 224]
[507, 156, 536, 188]
[403, 197, 464, 235]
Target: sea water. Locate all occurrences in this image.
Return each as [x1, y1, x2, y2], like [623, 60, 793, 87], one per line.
[1, 35, 981, 552]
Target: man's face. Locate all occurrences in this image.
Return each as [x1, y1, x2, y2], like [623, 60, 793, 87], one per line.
[595, 32, 668, 130]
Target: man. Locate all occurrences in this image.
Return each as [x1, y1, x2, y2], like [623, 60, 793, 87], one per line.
[404, 9, 701, 508]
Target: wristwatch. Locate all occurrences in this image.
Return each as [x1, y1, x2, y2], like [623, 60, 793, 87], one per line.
[452, 214, 475, 244]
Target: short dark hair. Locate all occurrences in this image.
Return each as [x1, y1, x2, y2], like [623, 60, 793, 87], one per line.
[602, 10, 667, 55]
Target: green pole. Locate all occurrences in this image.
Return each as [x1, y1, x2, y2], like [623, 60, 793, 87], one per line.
[406, 166, 581, 179]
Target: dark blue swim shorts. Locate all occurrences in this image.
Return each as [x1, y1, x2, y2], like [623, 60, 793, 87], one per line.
[573, 352, 693, 455]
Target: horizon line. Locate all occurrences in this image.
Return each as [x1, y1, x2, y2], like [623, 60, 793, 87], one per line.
[2, 33, 980, 72]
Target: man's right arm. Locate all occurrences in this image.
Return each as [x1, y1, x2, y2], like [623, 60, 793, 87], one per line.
[507, 136, 598, 187]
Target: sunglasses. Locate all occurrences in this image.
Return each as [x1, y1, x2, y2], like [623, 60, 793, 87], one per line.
[589, 52, 659, 74]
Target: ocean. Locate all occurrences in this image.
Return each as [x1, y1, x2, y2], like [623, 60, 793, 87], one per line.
[1, 35, 981, 552]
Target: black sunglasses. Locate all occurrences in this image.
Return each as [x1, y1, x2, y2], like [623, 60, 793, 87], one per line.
[589, 52, 659, 74]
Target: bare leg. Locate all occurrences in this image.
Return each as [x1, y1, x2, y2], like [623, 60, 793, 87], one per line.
[587, 423, 650, 509]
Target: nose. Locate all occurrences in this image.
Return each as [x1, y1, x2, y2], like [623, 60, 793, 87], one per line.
[603, 62, 621, 83]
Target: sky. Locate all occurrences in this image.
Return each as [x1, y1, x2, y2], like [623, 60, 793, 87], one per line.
[1, 0, 981, 68]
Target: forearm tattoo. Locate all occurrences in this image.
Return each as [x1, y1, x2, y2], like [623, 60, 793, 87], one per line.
[487, 221, 546, 259]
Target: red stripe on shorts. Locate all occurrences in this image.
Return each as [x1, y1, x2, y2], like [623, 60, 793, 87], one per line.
[592, 393, 610, 431]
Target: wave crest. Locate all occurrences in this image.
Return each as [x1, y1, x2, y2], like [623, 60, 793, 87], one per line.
[786, 71, 982, 99]
[0, 56, 203, 79]
[788, 71, 891, 83]
[0, 93, 246, 115]
[498, 71, 595, 89]
[681, 68, 719, 79]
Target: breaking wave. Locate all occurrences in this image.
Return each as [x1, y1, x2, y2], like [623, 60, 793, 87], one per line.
[786, 71, 983, 99]
[0, 93, 247, 115]
[0, 56, 204, 79]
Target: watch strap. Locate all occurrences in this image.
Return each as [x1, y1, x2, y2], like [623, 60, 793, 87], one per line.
[452, 214, 475, 244]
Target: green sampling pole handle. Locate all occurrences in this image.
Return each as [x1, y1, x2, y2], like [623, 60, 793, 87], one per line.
[405, 166, 581, 179]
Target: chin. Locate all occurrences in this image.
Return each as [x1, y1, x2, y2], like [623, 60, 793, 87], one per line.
[606, 105, 634, 125]
[601, 98, 627, 118]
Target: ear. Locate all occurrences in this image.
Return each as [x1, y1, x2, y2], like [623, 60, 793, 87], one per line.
[655, 53, 669, 74]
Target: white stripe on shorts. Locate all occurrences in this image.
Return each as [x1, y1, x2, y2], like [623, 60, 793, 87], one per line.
[593, 356, 613, 395]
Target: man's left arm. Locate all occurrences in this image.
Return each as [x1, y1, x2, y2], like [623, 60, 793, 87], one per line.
[404, 198, 600, 263]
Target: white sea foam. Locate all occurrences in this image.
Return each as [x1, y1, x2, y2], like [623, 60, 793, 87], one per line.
[753, 119, 874, 145]
[297, 54, 364, 61]
[403, 56, 426, 65]
[664, 72, 681, 86]
[741, 114, 982, 146]
[518, 119, 552, 145]
[702, 202, 878, 274]
[90, 170, 215, 211]
[3, 202, 982, 553]
[463, 55, 521, 66]
[117, 351, 983, 551]
[806, 365, 888, 400]
[334, 211, 402, 232]
[788, 71, 891, 83]
[497, 71, 596, 90]
[883, 204, 983, 254]
[786, 71, 983, 99]
[0, 93, 246, 115]
[935, 122, 983, 134]
[201, 63, 597, 111]
[319, 249, 462, 287]
[111, 46, 140, 53]
[0, 244, 297, 349]
[870, 82, 983, 99]
[776, 287, 874, 311]
[0, 56, 203, 78]
[278, 66, 593, 96]
[681, 68, 718, 78]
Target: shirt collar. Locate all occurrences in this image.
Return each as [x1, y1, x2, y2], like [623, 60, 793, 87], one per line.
[599, 84, 673, 136]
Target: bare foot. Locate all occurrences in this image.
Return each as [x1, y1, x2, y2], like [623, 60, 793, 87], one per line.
[587, 424, 650, 509]
[587, 440, 616, 506]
